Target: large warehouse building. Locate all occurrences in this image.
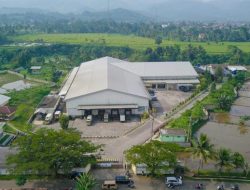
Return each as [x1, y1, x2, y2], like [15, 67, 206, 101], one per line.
[60, 57, 199, 117]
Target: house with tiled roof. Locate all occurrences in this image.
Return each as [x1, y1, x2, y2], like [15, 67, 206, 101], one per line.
[0, 106, 16, 120]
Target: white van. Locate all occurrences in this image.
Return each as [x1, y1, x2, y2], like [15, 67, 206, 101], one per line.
[44, 113, 53, 124]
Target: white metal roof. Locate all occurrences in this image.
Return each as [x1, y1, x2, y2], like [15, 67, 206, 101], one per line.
[30, 66, 42, 70]
[0, 94, 10, 106]
[227, 66, 247, 71]
[59, 67, 79, 96]
[111, 60, 199, 79]
[65, 57, 150, 100]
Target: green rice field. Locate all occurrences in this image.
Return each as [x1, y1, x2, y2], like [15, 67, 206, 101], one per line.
[11, 33, 250, 54]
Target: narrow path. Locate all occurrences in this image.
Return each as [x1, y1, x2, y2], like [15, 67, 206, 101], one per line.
[7, 122, 27, 135]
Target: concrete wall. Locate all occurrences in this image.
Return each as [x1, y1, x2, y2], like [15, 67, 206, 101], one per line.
[66, 90, 149, 116]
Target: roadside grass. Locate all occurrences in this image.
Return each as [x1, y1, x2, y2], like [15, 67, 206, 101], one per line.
[7, 86, 50, 132]
[10, 33, 250, 54]
[0, 72, 22, 86]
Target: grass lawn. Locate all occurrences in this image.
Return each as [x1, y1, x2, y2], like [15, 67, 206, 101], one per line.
[3, 124, 17, 134]
[8, 86, 51, 132]
[0, 72, 23, 86]
[10, 33, 250, 54]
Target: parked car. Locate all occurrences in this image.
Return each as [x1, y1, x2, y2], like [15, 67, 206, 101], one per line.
[115, 175, 132, 184]
[165, 176, 182, 186]
[102, 180, 118, 190]
[148, 89, 157, 101]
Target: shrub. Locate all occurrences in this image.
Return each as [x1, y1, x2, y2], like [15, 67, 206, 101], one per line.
[141, 112, 149, 120]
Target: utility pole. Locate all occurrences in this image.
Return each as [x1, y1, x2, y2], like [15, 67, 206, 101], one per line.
[151, 108, 156, 138]
[188, 116, 192, 142]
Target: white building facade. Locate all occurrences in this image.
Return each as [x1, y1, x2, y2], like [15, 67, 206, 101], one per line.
[60, 57, 199, 117]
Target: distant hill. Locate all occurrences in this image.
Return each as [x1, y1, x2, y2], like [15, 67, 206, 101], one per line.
[0, 0, 250, 22]
[79, 8, 149, 22]
[0, 7, 149, 23]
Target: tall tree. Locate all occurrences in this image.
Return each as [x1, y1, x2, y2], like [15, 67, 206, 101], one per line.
[126, 141, 180, 176]
[7, 129, 99, 177]
[59, 114, 70, 130]
[215, 66, 224, 83]
[216, 148, 233, 172]
[155, 36, 162, 45]
[189, 133, 216, 173]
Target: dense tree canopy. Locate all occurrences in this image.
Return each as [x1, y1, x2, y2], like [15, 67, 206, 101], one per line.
[7, 129, 99, 177]
[125, 141, 180, 176]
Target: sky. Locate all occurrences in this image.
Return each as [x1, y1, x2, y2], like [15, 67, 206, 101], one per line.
[0, 0, 249, 21]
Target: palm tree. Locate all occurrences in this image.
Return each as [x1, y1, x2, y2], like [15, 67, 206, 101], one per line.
[216, 148, 234, 173]
[189, 133, 216, 173]
[76, 173, 96, 190]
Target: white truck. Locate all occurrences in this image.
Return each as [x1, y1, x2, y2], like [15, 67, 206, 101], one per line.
[120, 115, 125, 122]
[86, 115, 93, 126]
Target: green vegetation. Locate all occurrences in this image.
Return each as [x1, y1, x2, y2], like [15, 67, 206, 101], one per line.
[0, 72, 22, 86]
[10, 33, 250, 54]
[59, 114, 70, 130]
[188, 134, 216, 173]
[7, 128, 99, 177]
[167, 72, 247, 135]
[8, 86, 50, 131]
[126, 141, 180, 176]
[15, 175, 27, 186]
[76, 174, 96, 190]
[3, 124, 16, 134]
[0, 134, 10, 144]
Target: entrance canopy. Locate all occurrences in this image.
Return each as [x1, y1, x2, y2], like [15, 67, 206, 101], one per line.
[144, 79, 200, 84]
[78, 104, 138, 110]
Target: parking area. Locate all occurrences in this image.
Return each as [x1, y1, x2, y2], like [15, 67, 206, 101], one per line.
[151, 90, 192, 117]
[70, 117, 141, 137]
[91, 168, 250, 190]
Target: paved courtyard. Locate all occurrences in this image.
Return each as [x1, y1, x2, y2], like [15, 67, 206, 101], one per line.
[151, 90, 192, 117]
[70, 117, 140, 137]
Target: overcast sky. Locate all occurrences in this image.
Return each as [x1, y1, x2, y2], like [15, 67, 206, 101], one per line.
[0, 0, 249, 21]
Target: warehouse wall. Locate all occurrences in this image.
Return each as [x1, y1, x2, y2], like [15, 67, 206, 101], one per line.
[65, 89, 149, 116]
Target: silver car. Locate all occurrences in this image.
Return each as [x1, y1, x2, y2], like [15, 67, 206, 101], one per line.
[165, 176, 183, 186]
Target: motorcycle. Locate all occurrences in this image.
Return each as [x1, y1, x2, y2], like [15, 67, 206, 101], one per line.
[231, 184, 239, 190]
[217, 184, 224, 190]
[167, 183, 175, 189]
[195, 183, 204, 189]
[128, 180, 135, 189]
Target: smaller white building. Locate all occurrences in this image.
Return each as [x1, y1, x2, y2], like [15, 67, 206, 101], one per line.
[30, 66, 42, 74]
[227, 66, 247, 73]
